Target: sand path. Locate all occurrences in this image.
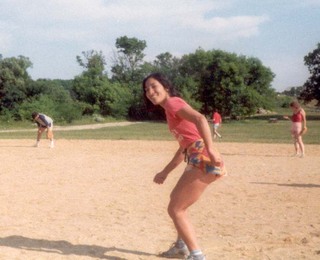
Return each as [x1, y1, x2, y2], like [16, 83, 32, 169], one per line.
[0, 140, 319, 259]
[0, 122, 139, 133]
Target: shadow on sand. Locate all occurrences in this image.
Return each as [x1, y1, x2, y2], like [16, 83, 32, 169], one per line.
[0, 235, 158, 259]
[251, 182, 320, 188]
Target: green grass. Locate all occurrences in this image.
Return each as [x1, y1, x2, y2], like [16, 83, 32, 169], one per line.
[220, 119, 319, 144]
[54, 121, 171, 140]
[0, 119, 319, 144]
[0, 116, 117, 130]
[0, 121, 172, 140]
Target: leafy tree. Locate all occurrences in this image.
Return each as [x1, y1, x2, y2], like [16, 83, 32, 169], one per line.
[73, 50, 109, 114]
[27, 79, 73, 103]
[153, 52, 181, 80]
[76, 50, 106, 78]
[111, 36, 147, 84]
[103, 82, 133, 118]
[178, 49, 275, 117]
[282, 86, 304, 97]
[243, 56, 276, 110]
[300, 43, 320, 105]
[73, 49, 135, 118]
[0, 55, 32, 115]
[243, 57, 275, 96]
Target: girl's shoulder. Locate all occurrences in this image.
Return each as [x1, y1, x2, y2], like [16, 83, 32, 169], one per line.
[165, 97, 188, 113]
[166, 96, 187, 106]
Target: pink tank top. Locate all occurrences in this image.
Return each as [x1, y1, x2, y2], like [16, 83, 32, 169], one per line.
[292, 111, 303, 122]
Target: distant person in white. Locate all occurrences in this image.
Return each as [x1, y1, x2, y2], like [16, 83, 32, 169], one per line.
[32, 112, 54, 148]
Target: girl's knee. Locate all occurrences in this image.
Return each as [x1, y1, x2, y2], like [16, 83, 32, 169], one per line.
[167, 202, 176, 218]
[167, 202, 184, 219]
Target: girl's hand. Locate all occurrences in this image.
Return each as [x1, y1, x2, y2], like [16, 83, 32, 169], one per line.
[300, 127, 307, 135]
[208, 149, 222, 167]
[153, 171, 169, 184]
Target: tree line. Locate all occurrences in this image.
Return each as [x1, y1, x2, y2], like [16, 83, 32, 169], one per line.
[1, 36, 319, 124]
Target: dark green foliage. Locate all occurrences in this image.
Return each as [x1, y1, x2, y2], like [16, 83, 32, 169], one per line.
[275, 92, 295, 108]
[100, 82, 133, 118]
[0, 36, 279, 123]
[111, 36, 147, 84]
[0, 55, 32, 113]
[300, 43, 320, 105]
[282, 86, 304, 97]
[177, 49, 275, 117]
[18, 95, 82, 123]
[72, 50, 110, 115]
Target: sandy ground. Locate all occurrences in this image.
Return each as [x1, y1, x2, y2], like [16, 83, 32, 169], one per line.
[0, 139, 319, 260]
[0, 122, 138, 133]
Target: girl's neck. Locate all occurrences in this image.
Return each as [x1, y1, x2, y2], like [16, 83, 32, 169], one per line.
[160, 95, 171, 108]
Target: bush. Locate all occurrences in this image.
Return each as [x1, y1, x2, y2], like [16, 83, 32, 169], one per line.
[0, 108, 15, 123]
[275, 95, 292, 108]
[17, 95, 83, 123]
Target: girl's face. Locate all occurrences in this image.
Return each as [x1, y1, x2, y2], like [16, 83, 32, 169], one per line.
[290, 105, 300, 113]
[144, 77, 169, 106]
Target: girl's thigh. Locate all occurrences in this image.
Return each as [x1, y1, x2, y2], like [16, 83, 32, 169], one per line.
[170, 166, 220, 210]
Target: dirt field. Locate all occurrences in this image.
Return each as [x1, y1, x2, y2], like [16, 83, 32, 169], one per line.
[0, 139, 319, 260]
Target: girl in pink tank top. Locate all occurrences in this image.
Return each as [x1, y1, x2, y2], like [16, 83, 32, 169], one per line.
[283, 101, 307, 157]
[291, 110, 303, 122]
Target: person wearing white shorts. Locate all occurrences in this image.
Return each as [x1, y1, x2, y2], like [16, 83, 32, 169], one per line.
[32, 112, 54, 148]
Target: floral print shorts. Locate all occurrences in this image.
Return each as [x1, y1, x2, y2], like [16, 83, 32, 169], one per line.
[185, 139, 226, 176]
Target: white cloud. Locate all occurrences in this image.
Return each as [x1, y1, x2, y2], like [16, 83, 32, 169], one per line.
[297, 0, 320, 6]
[178, 15, 269, 38]
[0, 21, 14, 53]
[262, 53, 310, 91]
[1, 0, 268, 45]
[0, 33, 11, 53]
[2, 0, 311, 89]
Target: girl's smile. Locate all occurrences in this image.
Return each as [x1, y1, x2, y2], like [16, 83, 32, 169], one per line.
[145, 77, 169, 106]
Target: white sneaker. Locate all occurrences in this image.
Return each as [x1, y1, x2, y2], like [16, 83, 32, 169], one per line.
[160, 242, 189, 258]
[186, 254, 206, 260]
[49, 141, 54, 148]
[34, 142, 39, 147]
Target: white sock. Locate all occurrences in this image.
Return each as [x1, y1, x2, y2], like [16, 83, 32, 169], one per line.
[191, 249, 203, 256]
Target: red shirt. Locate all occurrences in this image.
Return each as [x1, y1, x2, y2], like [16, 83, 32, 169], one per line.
[292, 111, 303, 122]
[164, 97, 201, 149]
[212, 112, 222, 124]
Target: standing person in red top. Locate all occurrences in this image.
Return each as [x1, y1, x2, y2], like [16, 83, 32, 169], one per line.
[283, 101, 307, 157]
[143, 73, 226, 260]
[212, 109, 222, 139]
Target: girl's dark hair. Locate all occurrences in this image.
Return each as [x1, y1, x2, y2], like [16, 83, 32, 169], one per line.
[141, 73, 180, 119]
[142, 73, 179, 107]
[32, 111, 39, 119]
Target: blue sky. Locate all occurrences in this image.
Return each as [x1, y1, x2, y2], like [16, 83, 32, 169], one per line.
[1, 0, 319, 91]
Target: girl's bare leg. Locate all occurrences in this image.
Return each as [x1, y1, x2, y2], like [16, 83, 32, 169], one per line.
[168, 166, 218, 251]
[37, 128, 45, 141]
[35, 128, 45, 147]
[294, 138, 299, 154]
[297, 136, 305, 156]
